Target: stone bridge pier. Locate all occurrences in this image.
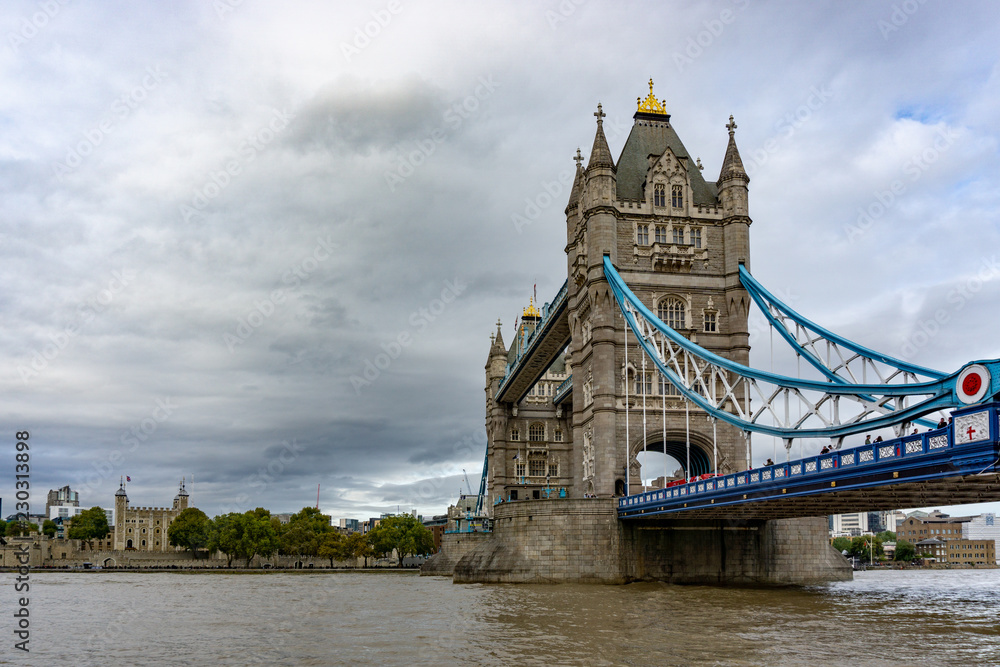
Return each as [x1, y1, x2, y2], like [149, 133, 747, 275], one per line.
[450, 498, 850, 585]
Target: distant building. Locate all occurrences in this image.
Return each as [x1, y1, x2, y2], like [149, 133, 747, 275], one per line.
[422, 515, 447, 553]
[48, 505, 114, 525]
[830, 512, 869, 537]
[112, 479, 192, 551]
[272, 513, 294, 525]
[897, 513, 969, 544]
[45, 485, 79, 517]
[962, 514, 1000, 564]
[946, 539, 996, 566]
[339, 518, 359, 532]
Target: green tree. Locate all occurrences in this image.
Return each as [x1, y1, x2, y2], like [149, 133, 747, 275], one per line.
[167, 508, 212, 554]
[0, 520, 6, 537]
[894, 539, 916, 562]
[368, 514, 435, 567]
[317, 531, 347, 567]
[848, 535, 883, 561]
[877, 530, 896, 543]
[7, 521, 37, 537]
[42, 519, 58, 538]
[279, 522, 320, 557]
[345, 531, 374, 567]
[831, 537, 852, 554]
[68, 506, 110, 549]
[208, 513, 241, 567]
[239, 509, 280, 567]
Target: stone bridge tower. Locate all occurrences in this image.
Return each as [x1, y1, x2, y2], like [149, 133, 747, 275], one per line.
[565, 81, 752, 497]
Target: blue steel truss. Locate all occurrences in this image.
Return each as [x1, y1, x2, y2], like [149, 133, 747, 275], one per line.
[619, 402, 1000, 519]
[604, 256, 1000, 439]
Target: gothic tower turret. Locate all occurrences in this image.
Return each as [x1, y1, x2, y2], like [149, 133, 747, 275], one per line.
[173, 478, 189, 511]
[114, 478, 128, 550]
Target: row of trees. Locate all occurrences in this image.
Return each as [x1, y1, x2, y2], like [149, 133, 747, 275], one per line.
[831, 531, 918, 562]
[0, 508, 110, 543]
[4, 506, 435, 568]
[166, 506, 434, 568]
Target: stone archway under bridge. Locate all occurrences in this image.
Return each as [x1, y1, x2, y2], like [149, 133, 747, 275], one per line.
[629, 433, 725, 489]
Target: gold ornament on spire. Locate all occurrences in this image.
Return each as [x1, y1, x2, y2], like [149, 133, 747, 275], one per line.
[522, 297, 541, 319]
[637, 78, 667, 115]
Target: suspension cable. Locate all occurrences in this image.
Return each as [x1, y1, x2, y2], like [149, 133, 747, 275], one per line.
[624, 309, 630, 497]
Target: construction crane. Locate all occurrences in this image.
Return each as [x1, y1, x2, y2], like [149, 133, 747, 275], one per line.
[462, 469, 473, 496]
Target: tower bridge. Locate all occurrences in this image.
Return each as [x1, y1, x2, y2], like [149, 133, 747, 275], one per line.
[427, 81, 1000, 585]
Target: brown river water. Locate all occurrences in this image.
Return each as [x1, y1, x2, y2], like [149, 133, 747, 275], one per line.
[3, 568, 1000, 666]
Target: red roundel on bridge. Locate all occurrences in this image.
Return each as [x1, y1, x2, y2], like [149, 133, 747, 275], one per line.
[956, 364, 990, 405]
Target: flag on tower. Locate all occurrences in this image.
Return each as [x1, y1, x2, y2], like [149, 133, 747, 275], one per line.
[126, 476, 131, 482]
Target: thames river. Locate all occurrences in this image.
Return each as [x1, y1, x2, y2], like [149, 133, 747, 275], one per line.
[5, 569, 1000, 666]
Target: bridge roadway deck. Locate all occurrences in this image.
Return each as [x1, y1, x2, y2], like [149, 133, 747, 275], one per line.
[619, 402, 1000, 521]
[495, 281, 570, 404]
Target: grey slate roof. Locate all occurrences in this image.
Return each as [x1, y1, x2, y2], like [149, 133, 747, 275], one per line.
[615, 115, 718, 206]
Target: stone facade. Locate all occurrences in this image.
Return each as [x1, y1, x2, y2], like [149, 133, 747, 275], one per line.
[485, 84, 753, 510]
[449, 86, 852, 586]
[112, 480, 190, 552]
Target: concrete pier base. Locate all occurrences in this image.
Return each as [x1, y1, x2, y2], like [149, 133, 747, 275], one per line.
[452, 498, 852, 586]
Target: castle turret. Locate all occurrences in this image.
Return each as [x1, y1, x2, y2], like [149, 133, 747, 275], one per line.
[173, 478, 189, 511]
[114, 478, 128, 550]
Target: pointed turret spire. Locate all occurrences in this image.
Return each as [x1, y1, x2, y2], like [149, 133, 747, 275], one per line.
[491, 319, 505, 354]
[567, 147, 585, 210]
[586, 103, 616, 172]
[718, 115, 748, 185]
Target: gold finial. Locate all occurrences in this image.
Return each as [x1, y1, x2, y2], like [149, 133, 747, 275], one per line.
[522, 297, 541, 319]
[637, 78, 667, 115]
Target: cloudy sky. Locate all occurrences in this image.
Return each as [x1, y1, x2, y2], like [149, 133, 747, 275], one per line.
[3, 1, 1000, 521]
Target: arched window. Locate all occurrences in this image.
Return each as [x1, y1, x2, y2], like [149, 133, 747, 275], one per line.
[510, 428, 520, 442]
[657, 298, 685, 329]
[671, 184, 683, 208]
[654, 183, 666, 207]
[529, 423, 545, 442]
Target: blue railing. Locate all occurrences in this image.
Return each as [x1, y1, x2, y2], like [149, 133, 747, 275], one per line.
[618, 403, 1000, 517]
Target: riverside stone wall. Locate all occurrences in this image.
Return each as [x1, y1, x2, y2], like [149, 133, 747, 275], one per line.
[420, 531, 491, 576]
